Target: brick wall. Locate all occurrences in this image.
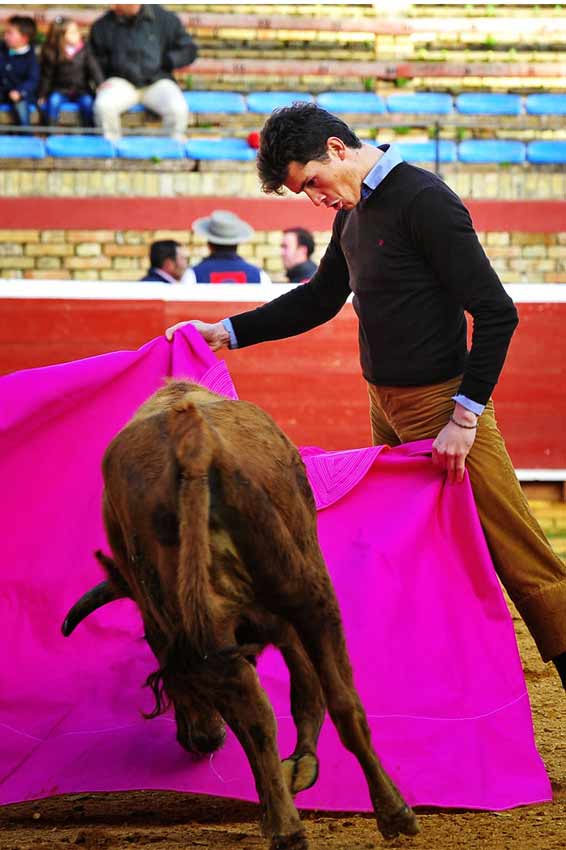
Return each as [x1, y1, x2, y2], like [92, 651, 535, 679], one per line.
[1, 228, 565, 284]
[0, 164, 565, 201]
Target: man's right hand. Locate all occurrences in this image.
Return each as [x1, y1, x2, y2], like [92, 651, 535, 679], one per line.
[165, 319, 230, 351]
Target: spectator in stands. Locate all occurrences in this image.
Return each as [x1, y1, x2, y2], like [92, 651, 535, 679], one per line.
[184, 210, 272, 285]
[140, 239, 188, 283]
[281, 226, 318, 283]
[90, 4, 197, 142]
[166, 102, 566, 694]
[0, 15, 39, 126]
[38, 17, 103, 127]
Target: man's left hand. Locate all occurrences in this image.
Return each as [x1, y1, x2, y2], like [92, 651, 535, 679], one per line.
[431, 405, 478, 484]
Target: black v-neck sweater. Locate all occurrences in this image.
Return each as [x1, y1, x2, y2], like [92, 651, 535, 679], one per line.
[230, 163, 518, 405]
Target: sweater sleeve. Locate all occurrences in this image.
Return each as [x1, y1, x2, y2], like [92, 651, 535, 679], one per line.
[20, 51, 40, 98]
[163, 12, 198, 70]
[88, 22, 110, 80]
[230, 214, 351, 349]
[85, 45, 105, 88]
[38, 54, 55, 99]
[407, 186, 518, 405]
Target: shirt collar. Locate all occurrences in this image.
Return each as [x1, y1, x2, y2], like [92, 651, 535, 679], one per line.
[153, 267, 177, 284]
[8, 45, 31, 56]
[361, 143, 403, 200]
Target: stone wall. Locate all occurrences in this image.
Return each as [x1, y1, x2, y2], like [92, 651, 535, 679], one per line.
[1, 227, 565, 284]
[0, 162, 565, 201]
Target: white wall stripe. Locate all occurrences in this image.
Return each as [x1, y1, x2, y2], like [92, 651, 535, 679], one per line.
[1, 281, 566, 303]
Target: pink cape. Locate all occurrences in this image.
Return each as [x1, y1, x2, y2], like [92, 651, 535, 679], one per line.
[0, 328, 551, 811]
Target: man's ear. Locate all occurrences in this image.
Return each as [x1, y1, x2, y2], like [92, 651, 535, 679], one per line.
[162, 257, 175, 274]
[327, 136, 347, 159]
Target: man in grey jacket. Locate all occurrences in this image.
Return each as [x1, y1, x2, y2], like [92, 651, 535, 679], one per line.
[90, 4, 197, 142]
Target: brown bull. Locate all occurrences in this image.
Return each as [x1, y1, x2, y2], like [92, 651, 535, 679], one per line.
[62, 380, 419, 849]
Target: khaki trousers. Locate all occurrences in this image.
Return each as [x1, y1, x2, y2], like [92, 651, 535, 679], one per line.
[94, 77, 189, 142]
[368, 375, 566, 662]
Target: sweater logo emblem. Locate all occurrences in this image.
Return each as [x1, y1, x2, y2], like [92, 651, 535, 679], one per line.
[378, 239, 384, 247]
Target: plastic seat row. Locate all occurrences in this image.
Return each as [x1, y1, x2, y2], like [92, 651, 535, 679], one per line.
[0, 134, 257, 161]
[2, 92, 565, 120]
[1, 134, 565, 164]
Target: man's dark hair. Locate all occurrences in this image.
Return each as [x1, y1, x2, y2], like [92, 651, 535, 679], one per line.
[284, 227, 315, 258]
[8, 15, 37, 43]
[257, 102, 362, 195]
[150, 240, 179, 269]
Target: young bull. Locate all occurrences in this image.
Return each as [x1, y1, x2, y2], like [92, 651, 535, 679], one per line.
[62, 380, 419, 849]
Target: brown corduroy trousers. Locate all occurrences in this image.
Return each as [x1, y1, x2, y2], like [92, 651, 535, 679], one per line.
[368, 375, 566, 662]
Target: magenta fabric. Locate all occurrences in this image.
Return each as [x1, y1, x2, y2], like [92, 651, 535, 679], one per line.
[0, 328, 551, 811]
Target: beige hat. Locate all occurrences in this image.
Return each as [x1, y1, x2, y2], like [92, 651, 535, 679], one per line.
[192, 210, 254, 245]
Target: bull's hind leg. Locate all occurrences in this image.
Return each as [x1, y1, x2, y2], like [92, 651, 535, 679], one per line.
[278, 627, 325, 795]
[292, 597, 419, 840]
[213, 657, 308, 850]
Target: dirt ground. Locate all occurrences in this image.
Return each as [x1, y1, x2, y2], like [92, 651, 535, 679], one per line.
[2, 505, 565, 850]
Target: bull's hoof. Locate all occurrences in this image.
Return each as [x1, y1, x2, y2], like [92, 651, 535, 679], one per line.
[377, 804, 420, 839]
[281, 752, 319, 794]
[270, 828, 309, 850]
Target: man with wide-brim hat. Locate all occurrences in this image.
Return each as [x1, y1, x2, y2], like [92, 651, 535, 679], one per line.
[183, 210, 272, 285]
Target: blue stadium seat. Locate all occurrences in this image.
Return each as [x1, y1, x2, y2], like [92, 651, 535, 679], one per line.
[185, 138, 257, 161]
[115, 136, 185, 159]
[0, 135, 45, 158]
[386, 93, 453, 114]
[316, 92, 385, 114]
[184, 91, 247, 114]
[45, 135, 115, 158]
[0, 103, 38, 115]
[527, 141, 566, 164]
[526, 94, 566, 116]
[456, 93, 522, 116]
[397, 140, 457, 163]
[458, 140, 526, 164]
[246, 92, 313, 113]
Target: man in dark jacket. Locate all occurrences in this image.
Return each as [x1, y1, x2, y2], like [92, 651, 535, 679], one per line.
[281, 226, 318, 283]
[90, 4, 197, 141]
[140, 239, 188, 283]
[0, 16, 39, 126]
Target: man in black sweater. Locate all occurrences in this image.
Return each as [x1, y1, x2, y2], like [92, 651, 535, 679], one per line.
[166, 103, 566, 689]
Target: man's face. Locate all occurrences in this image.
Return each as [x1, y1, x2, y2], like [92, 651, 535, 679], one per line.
[281, 232, 306, 271]
[172, 247, 188, 280]
[111, 5, 141, 18]
[284, 138, 361, 212]
[4, 24, 27, 49]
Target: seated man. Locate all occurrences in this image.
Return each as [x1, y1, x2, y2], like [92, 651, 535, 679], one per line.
[184, 210, 272, 285]
[281, 226, 318, 283]
[140, 239, 188, 283]
[90, 4, 197, 142]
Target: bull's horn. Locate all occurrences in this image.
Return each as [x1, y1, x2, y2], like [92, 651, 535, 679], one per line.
[61, 580, 125, 637]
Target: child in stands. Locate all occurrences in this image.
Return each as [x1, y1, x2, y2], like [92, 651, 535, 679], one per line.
[0, 15, 39, 126]
[38, 17, 103, 127]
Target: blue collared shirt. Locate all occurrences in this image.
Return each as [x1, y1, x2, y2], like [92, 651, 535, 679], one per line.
[361, 143, 404, 198]
[223, 142, 483, 416]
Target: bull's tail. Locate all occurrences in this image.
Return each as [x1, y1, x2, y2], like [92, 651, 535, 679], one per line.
[168, 396, 216, 658]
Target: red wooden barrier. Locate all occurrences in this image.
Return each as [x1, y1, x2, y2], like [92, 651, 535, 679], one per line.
[1, 291, 565, 473]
